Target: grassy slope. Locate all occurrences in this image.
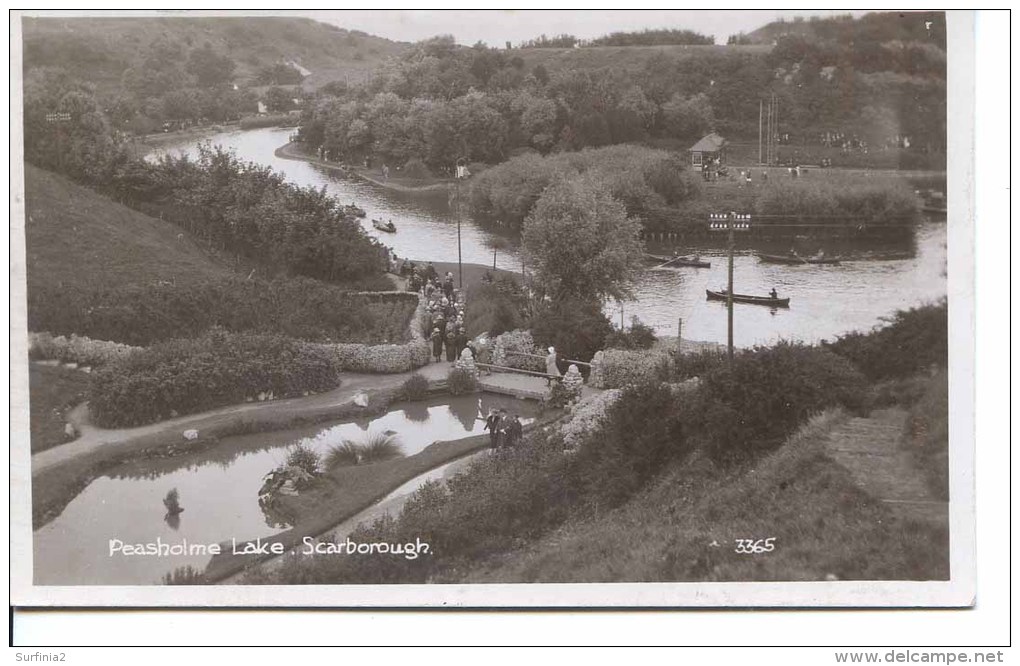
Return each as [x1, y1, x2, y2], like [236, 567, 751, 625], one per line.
[460, 409, 948, 583]
[24, 164, 236, 294]
[27, 364, 91, 453]
[21, 16, 408, 93]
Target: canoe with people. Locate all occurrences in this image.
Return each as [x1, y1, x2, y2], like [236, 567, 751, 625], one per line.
[759, 251, 841, 265]
[706, 288, 790, 308]
[372, 218, 397, 233]
[644, 252, 711, 269]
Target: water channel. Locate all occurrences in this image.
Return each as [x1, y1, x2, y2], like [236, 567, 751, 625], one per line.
[34, 394, 536, 585]
[150, 127, 948, 348]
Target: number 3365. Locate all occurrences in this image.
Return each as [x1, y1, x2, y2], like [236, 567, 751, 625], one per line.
[734, 538, 776, 554]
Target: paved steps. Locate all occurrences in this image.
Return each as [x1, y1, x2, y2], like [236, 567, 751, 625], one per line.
[824, 408, 948, 527]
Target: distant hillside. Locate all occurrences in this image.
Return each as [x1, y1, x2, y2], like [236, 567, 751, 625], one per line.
[21, 15, 409, 92]
[23, 164, 236, 294]
[515, 43, 771, 75]
[744, 10, 946, 50]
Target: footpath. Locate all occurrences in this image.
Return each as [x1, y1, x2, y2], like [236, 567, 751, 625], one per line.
[823, 407, 948, 527]
[33, 362, 454, 474]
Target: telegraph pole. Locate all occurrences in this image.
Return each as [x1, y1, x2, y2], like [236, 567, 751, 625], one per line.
[709, 212, 752, 361]
[454, 157, 469, 289]
[46, 112, 72, 172]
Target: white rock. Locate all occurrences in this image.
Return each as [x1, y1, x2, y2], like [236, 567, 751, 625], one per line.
[80, 366, 92, 374]
[258, 392, 267, 402]
[63, 362, 78, 370]
[182, 429, 200, 441]
[353, 391, 369, 407]
[64, 423, 77, 438]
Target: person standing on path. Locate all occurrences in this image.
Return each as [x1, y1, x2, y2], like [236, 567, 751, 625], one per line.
[430, 328, 443, 364]
[507, 414, 523, 448]
[445, 329, 457, 362]
[545, 347, 561, 384]
[484, 409, 501, 449]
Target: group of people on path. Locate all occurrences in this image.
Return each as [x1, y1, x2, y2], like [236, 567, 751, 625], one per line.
[484, 408, 523, 450]
[411, 263, 470, 364]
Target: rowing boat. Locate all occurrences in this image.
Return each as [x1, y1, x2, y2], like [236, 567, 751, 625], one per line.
[644, 253, 711, 268]
[706, 289, 790, 308]
[372, 219, 397, 233]
[759, 253, 841, 265]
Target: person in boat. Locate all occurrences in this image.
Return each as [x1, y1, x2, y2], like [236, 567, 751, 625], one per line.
[770, 287, 779, 300]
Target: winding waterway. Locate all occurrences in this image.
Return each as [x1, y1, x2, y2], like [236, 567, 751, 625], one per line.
[33, 394, 536, 585]
[151, 127, 947, 348]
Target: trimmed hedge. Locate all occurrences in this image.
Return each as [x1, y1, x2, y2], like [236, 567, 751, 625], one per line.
[28, 278, 417, 347]
[28, 332, 139, 367]
[589, 348, 671, 389]
[304, 293, 430, 374]
[89, 329, 343, 427]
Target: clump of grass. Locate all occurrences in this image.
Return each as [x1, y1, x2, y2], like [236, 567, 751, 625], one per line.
[399, 372, 429, 401]
[286, 444, 321, 476]
[325, 432, 403, 470]
[324, 441, 362, 469]
[359, 432, 403, 463]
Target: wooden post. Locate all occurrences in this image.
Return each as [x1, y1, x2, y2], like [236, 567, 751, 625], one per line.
[759, 99, 763, 166]
[677, 317, 683, 355]
[727, 218, 734, 362]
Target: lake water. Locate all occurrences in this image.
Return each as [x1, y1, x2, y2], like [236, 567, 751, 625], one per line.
[149, 127, 947, 347]
[33, 393, 536, 585]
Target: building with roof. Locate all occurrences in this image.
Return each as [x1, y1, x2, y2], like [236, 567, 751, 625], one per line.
[689, 132, 727, 168]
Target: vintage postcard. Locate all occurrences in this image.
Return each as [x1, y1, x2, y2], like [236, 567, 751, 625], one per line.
[10, 9, 975, 608]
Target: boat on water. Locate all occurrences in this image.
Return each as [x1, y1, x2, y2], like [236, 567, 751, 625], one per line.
[344, 204, 367, 218]
[706, 289, 790, 308]
[644, 253, 711, 268]
[372, 218, 397, 233]
[759, 253, 841, 265]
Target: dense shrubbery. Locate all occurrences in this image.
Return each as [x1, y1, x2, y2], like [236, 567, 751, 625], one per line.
[590, 348, 671, 389]
[491, 330, 544, 372]
[88, 329, 342, 427]
[29, 278, 417, 347]
[470, 145, 700, 226]
[398, 373, 430, 401]
[824, 301, 947, 380]
[462, 276, 528, 339]
[604, 317, 657, 350]
[446, 367, 479, 395]
[255, 338, 874, 585]
[530, 297, 614, 365]
[755, 177, 919, 223]
[692, 343, 867, 463]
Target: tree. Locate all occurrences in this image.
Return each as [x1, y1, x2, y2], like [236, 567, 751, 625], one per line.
[264, 87, 296, 113]
[522, 175, 644, 304]
[187, 44, 236, 88]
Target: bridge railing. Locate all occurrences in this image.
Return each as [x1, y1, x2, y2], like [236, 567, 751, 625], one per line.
[475, 363, 562, 382]
[505, 351, 592, 368]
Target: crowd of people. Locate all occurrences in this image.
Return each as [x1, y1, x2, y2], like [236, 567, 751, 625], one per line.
[483, 408, 524, 450]
[397, 260, 475, 365]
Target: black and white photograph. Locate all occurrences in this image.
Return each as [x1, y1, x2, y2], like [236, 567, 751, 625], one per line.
[10, 8, 974, 609]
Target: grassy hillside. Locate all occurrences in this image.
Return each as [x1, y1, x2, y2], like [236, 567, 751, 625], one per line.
[21, 15, 408, 92]
[461, 409, 948, 583]
[23, 164, 236, 294]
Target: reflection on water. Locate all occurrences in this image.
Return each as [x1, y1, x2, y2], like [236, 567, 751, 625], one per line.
[33, 394, 536, 585]
[151, 127, 947, 347]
